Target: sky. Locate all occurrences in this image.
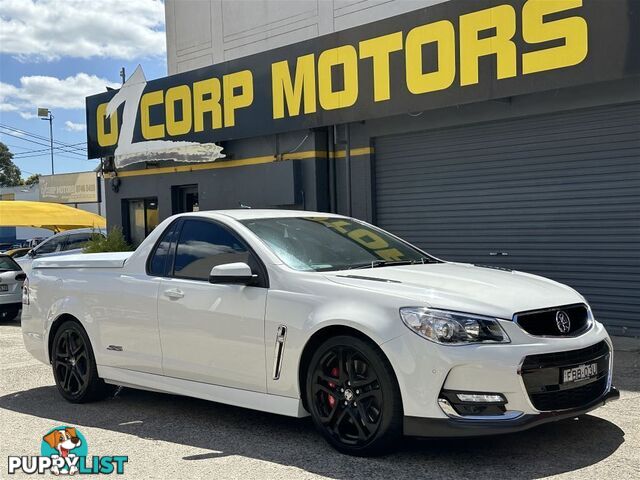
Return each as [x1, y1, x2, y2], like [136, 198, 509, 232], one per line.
[0, 0, 168, 178]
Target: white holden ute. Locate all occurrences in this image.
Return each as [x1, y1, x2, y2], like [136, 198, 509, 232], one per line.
[21, 210, 619, 456]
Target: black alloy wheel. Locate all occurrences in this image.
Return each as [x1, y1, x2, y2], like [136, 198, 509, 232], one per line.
[54, 329, 90, 397]
[306, 335, 402, 456]
[52, 321, 113, 403]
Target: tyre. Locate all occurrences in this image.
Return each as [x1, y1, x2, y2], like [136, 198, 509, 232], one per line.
[0, 305, 20, 323]
[51, 320, 114, 403]
[305, 335, 403, 456]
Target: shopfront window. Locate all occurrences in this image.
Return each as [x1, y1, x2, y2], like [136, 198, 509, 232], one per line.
[125, 198, 159, 246]
[172, 184, 199, 213]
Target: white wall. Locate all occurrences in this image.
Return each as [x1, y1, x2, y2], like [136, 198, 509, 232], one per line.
[166, 0, 444, 74]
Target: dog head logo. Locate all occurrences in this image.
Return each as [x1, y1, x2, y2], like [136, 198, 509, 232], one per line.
[8, 425, 128, 475]
[43, 427, 82, 458]
[40, 426, 88, 475]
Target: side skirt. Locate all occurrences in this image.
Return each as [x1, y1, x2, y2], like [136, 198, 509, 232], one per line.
[98, 365, 309, 418]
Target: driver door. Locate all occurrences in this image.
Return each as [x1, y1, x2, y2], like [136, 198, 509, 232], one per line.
[157, 218, 268, 392]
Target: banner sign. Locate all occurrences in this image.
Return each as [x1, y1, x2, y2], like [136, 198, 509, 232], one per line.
[86, 0, 639, 159]
[40, 172, 99, 204]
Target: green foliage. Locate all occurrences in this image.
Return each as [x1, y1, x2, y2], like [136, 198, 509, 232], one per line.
[24, 173, 41, 185]
[0, 142, 22, 187]
[83, 227, 134, 253]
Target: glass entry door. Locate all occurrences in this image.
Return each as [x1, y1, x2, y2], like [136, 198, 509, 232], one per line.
[126, 198, 158, 246]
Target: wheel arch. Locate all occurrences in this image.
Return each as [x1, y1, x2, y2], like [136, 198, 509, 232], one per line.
[297, 325, 401, 411]
[47, 313, 84, 363]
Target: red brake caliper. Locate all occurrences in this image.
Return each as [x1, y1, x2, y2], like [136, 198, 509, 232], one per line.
[327, 367, 339, 408]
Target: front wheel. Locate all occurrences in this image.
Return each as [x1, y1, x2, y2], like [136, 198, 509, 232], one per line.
[305, 335, 403, 456]
[51, 320, 113, 403]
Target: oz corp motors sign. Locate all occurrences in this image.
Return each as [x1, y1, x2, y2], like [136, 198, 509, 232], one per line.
[86, 0, 639, 161]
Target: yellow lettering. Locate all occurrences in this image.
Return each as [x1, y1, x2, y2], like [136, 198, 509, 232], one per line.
[193, 78, 222, 132]
[96, 103, 118, 147]
[405, 21, 456, 94]
[223, 70, 254, 128]
[318, 45, 359, 110]
[271, 54, 317, 119]
[348, 229, 389, 249]
[325, 220, 351, 234]
[140, 90, 165, 140]
[359, 32, 403, 101]
[165, 85, 192, 136]
[522, 0, 588, 75]
[459, 5, 517, 86]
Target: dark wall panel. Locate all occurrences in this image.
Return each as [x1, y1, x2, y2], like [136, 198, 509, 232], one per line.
[375, 102, 640, 334]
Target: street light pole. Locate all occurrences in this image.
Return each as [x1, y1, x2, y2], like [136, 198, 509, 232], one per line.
[37, 108, 54, 174]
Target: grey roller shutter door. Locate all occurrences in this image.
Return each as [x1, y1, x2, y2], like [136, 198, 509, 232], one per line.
[374, 102, 640, 333]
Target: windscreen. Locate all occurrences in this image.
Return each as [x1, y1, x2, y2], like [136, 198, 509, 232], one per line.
[240, 217, 434, 272]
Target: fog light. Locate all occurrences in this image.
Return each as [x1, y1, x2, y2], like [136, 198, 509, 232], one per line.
[456, 393, 505, 403]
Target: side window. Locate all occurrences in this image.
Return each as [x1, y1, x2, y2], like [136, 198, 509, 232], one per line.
[148, 222, 179, 276]
[63, 233, 97, 251]
[173, 220, 249, 281]
[35, 236, 66, 255]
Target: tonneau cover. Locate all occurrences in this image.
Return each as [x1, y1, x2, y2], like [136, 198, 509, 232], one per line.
[32, 252, 132, 269]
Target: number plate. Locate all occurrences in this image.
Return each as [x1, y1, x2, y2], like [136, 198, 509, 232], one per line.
[562, 363, 598, 383]
[0, 285, 8, 292]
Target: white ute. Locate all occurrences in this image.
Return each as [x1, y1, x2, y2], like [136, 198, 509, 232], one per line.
[21, 210, 619, 455]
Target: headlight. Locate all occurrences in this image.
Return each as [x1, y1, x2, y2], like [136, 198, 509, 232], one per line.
[400, 307, 510, 345]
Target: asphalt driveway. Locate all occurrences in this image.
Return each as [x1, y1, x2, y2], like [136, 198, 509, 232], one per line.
[1, 321, 638, 479]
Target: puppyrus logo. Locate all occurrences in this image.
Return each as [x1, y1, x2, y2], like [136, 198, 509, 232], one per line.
[8, 426, 127, 475]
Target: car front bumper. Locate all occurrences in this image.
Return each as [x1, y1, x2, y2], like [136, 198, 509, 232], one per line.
[381, 319, 617, 436]
[404, 386, 619, 437]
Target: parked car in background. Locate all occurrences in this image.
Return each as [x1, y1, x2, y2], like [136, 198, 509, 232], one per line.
[0, 243, 13, 253]
[25, 237, 47, 249]
[5, 248, 31, 259]
[0, 254, 25, 321]
[17, 228, 106, 275]
[21, 210, 618, 455]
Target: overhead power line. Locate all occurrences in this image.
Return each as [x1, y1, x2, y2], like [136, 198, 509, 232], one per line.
[0, 123, 87, 151]
[12, 151, 96, 162]
[12, 143, 87, 157]
[0, 128, 87, 158]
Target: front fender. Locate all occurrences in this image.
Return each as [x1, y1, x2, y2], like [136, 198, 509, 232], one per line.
[264, 284, 407, 399]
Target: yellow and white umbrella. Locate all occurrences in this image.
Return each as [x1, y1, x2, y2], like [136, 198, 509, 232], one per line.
[0, 200, 106, 232]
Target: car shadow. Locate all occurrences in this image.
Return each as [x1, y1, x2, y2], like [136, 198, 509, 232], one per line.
[0, 385, 625, 479]
[0, 317, 21, 327]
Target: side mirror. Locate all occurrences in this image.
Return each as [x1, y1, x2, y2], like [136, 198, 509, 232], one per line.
[28, 249, 36, 258]
[209, 262, 257, 285]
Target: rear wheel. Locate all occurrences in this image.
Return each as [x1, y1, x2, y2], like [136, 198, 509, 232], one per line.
[305, 335, 403, 456]
[51, 320, 113, 403]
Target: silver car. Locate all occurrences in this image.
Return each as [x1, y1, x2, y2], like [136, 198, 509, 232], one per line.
[17, 228, 106, 275]
[0, 254, 25, 321]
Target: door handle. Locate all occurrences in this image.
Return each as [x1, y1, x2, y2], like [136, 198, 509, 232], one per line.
[164, 288, 184, 299]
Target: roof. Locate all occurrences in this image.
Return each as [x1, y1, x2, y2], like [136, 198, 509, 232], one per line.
[181, 209, 347, 221]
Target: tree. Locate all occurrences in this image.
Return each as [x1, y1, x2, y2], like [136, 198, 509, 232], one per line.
[83, 227, 133, 253]
[24, 173, 41, 185]
[0, 142, 22, 187]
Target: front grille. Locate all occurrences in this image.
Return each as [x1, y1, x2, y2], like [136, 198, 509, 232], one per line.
[521, 341, 610, 411]
[529, 376, 608, 411]
[515, 304, 591, 337]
